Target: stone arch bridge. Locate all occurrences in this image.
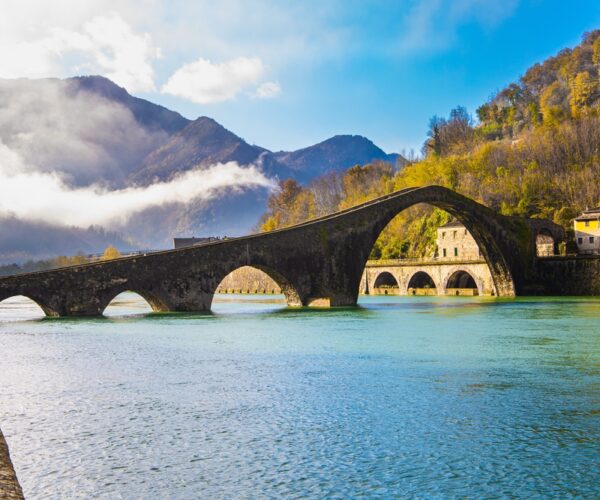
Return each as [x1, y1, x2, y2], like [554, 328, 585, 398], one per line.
[0, 186, 564, 316]
[362, 259, 495, 296]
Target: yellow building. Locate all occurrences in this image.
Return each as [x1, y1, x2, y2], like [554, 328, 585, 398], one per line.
[574, 208, 600, 255]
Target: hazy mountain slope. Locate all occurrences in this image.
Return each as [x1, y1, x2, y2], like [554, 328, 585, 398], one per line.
[68, 75, 190, 134]
[0, 76, 187, 187]
[131, 125, 400, 185]
[129, 116, 271, 184]
[0, 216, 135, 265]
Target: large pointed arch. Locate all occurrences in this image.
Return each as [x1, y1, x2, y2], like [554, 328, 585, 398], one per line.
[353, 187, 520, 299]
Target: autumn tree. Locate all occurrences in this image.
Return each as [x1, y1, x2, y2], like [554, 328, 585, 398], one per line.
[101, 245, 121, 260]
[540, 81, 569, 125]
[424, 106, 474, 156]
[260, 179, 304, 231]
[569, 71, 599, 117]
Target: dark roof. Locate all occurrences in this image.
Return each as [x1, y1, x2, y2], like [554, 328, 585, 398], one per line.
[575, 208, 600, 221]
[439, 220, 465, 229]
[173, 237, 221, 248]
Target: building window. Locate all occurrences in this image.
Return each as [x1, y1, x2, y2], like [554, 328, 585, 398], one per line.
[585, 220, 590, 227]
[453, 231, 457, 239]
[442, 248, 447, 257]
[464, 229, 467, 235]
[590, 236, 595, 244]
[578, 237, 583, 244]
[442, 231, 445, 239]
[454, 247, 458, 257]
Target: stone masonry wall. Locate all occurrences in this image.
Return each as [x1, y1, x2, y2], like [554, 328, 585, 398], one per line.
[534, 256, 600, 295]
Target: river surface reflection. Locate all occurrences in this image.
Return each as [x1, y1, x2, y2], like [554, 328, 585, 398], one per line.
[0, 293, 598, 498]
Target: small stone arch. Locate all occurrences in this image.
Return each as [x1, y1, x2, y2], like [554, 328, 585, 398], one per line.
[212, 264, 302, 309]
[536, 228, 555, 256]
[0, 294, 49, 318]
[373, 271, 400, 295]
[99, 287, 171, 315]
[0, 293, 59, 317]
[444, 269, 481, 296]
[406, 271, 438, 295]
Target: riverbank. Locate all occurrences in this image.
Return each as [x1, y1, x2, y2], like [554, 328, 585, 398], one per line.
[0, 429, 23, 499]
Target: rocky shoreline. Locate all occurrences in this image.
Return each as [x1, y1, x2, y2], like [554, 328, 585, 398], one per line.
[0, 429, 23, 499]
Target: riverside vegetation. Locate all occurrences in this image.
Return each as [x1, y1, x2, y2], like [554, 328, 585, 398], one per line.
[259, 30, 600, 259]
[0, 245, 121, 277]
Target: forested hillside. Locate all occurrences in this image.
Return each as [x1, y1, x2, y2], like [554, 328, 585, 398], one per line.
[258, 30, 600, 259]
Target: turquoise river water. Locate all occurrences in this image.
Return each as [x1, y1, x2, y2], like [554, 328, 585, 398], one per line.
[0, 293, 598, 498]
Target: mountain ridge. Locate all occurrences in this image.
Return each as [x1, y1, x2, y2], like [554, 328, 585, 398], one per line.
[62, 76, 402, 185]
[0, 75, 403, 263]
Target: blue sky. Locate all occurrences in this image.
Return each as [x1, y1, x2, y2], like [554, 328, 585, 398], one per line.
[3, 0, 600, 154]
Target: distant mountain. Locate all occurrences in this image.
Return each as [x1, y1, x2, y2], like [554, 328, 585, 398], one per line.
[131, 120, 401, 185]
[271, 135, 402, 182]
[0, 75, 403, 263]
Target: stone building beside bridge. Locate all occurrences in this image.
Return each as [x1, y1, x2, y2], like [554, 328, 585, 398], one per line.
[362, 220, 494, 296]
[436, 220, 481, 260]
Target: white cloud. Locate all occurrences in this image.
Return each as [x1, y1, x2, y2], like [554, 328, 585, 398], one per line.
[0, 149, 276, 227]
[255, 81, 282, 99]
[161, 57, 265, 104]
[54, 12, 160, 92]
[0, 9, 159, 92]
[0, 78, 168, 187]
